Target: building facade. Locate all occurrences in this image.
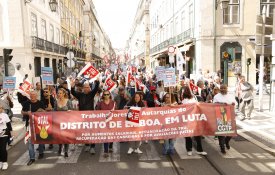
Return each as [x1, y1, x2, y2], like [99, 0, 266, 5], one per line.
[0, 0, 114, 87]
[83, 0, 115, 69]
[126, 0, 151, 71]
[148, 0, 273, 87]
[149, 0, 195, 75]
[0, 0, 64, 86]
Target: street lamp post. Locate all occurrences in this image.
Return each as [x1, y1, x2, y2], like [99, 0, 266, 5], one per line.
[259, 6, 266, 112]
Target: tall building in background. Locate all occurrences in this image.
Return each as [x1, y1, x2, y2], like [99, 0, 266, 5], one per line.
[141, 0, 272, 87]
[126, 0, 151, 72]
[0, 0, 63, 85]
[83, 0, 115, 69]
[0, 0, 114, 86]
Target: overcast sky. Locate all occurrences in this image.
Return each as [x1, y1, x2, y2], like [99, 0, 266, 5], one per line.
[93, 0, 140, 49]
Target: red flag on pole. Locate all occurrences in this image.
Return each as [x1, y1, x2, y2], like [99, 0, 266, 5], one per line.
[189, 82, 201, 95]
[18, 79, 32, 99]
[135, 77, 147, 93]
[105, 69, 112, 77]
[77, 63, 100, 81]
[126, 71, 135, 87]
[104, 76, 116, 92]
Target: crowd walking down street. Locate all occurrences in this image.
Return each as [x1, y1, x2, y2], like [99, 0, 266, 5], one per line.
[0, 66, 274, 175]
[2, 0, 275, 174]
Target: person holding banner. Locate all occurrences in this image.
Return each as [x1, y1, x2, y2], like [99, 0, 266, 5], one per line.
[96, 90, 115, 158]
[0, 104, 13, 170]
[21, 91, 45, 166]
[161, 93, 177, 155]
[181, 86, 207, 156]
[41, 87, 55, 150]
[71, 78, 100, 154]
[213, 84, 235, 154]
[126, 93, 145, 154]
[54, 88, 73, 157]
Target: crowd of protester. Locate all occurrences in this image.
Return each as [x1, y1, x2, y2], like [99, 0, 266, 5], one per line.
[0, 67, 255, 169]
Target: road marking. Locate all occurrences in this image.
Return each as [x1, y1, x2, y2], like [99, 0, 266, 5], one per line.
[139, 141, 161, 161]
[99, 142, 120, 162]
[237, 120, 274, 131]
[13, 151, 32, 165]
[13, 145, 48, 165]
[174, 138, 201, 159]
[205, 137, 245, 158]
[56, 145, 83, 163]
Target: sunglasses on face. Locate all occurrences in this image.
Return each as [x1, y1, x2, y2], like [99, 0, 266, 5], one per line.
[103, 94, 110, 96]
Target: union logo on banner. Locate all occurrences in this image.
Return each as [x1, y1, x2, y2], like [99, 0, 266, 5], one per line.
[214, 106, 234, 135]
[77, 63, 99, 81]
[34, 114, 53, 141]
[126, 107, 141, 127]
[104, 76, 116, 92]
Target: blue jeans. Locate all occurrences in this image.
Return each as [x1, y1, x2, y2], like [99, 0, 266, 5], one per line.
[163, 139, 175, 154]
[28, 139, 44, 159]
[104, 142, 113, 153]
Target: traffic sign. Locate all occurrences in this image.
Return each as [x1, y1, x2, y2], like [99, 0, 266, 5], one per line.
[168, 46, 175, 54]
[66, 51, 74, 59]
[67, 59, 75, 68]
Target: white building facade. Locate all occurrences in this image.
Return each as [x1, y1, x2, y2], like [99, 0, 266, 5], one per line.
[0, 0, 64, 86]
[149, 0, 272, 87]
[126, 0, 151, 71]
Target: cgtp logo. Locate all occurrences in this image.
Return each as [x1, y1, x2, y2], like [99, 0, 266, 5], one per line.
[215, 106, 234, 135]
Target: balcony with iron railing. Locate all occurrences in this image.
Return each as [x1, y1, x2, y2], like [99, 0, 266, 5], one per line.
[150, 28, 192, 55]
[32, 36, 86, 59]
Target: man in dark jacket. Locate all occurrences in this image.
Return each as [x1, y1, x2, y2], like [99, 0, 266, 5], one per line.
[146, 86, 161, 107]
[114, 87, 130, 109]
[71, 78, 99, 154]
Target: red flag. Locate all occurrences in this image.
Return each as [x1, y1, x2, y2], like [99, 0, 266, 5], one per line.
[18, 80, 32, 99]
[126, 107, 141, 127]
[105, 69, 112, 77]
[132, 66, 137, 74]
[189, 82, 201, 95]
[104, 76, 116, 92]
[135, 78, 147, 93]
[77, 63, 99, 81]
[126, 71, 135, 87]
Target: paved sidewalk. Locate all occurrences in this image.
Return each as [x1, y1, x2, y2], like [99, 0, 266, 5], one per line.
[234, 91, 275, 155]
[8, 114, 25, 150]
